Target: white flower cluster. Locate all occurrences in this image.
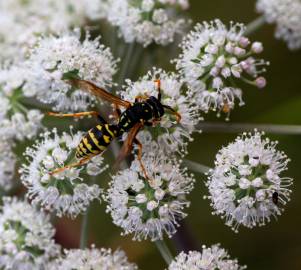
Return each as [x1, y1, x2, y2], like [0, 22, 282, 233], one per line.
[174, 19, 268, 119]
[49, 247, 137, 270]
[105, 149, 195, 241]
[107, 0, 190, 47]
[257, 0, 301, 50]
[168, 244, 246, 270]
[0, 142, 17, 192]
[0, 197, 60, 270]
[206, 131, 293, 232]
[23, 30, 118, 112]
[121, 68, 200, 155]
[0, 65, 44, 142]
[20, 128, 108, 218]
[0, 0, 108, 62]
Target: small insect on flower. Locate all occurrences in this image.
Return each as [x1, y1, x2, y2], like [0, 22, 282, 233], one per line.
[174, 19, 269, 120]
[47, 76, 182, 181]
[0, 197, 61, 270]
[49, 246, 137, 270]
[121, 68, 201, 155]
[168, 244, 246, 270]
[104, 148, 195, 241]
[20, 128, 108, 218]
[206, 130, 293, 232]
[256, 0, 301, 50]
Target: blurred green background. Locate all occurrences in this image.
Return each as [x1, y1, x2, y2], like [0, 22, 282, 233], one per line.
[54, 1, 301, 269]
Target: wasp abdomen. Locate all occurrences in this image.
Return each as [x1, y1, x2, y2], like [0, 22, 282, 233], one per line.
[76, 124, 120, 159]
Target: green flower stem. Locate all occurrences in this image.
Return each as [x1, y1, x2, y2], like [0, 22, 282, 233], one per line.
[183, 159, 211, 175]
[79, 208, 90, 249]
[155, 240, 174, 265]
[117, 42, 136, 88]
[197, 122, 301, 135]
[244, 15, 266, 36]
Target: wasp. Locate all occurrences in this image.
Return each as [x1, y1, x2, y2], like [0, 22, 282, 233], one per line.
[48, 78, 181, 178]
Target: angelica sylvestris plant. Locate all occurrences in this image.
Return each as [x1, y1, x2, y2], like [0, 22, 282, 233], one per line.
[256, 0, 301, 50]
[49, 246, 138, 270]
[0, 0, 298, 269]
[107, 0, 190, 47]
[0, 197, 60, 270]
[20, 128, 108, 218]
[206, 131, 293, 232]
[169, 244, 246, 270]
[24, 30, 118, 112]
[174, 19, 268, 119]
[0, 65, 44, 141]
[105, 149, 195, 241]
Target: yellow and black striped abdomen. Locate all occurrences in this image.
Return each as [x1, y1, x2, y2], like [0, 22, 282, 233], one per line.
[76, 124, 120, 159]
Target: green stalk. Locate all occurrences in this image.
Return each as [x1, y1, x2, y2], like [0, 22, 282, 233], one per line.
[183, 159, 211, 175]
[155, 240, 174, 265]
[244, 15, 266, 36]
[79, 209, 90, 249]
[197, 122, 301, 135]
[117, 42, 136, 87]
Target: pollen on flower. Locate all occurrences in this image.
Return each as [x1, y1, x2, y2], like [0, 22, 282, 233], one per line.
[120, 68, 201, 155]
[206, 130, 293, 232]
[23, 29, 118, 112]
[0, 197, 61, 270]
[104, 148, 195, 241]
[256, 0, 301, 50]
[20, 128, 108, 218]
[174, 19, 269, 119]
[168, 244, 246, 270]
[49, 246, 137, 270]
[106, 0, 190, 47]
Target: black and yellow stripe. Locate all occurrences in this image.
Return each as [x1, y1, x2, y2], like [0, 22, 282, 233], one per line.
[76, 124, 120, 159]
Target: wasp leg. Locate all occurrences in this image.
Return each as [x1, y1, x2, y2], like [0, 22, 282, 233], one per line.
[49, 155, 96, 176]
[133, 138, 155, 185]
[162, 105, 182, 123]
[48, 111, 107, 124]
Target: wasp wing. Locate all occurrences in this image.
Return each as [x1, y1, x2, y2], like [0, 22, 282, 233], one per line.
[71, 79, 131, 108]
[114, 122, 143, 168]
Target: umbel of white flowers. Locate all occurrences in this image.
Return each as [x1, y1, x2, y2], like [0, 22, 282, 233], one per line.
[168, 244, 246, 270]
[23, 29, 118, 112]
[105, 147, 195, 241]
[174, 19, 269, 120]
[0, 66, 44, 142]
[0, 197, 60, 270]
[106, 0, 190, 47]
[257, 0, 301, 50]
[48, 246, 138, 270]
[0, 0, 109, 62]
[206, 130, 293, 232]
[20, 128, 108, 218]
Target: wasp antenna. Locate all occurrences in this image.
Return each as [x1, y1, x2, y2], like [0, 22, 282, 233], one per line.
[154, 79, 162, 101]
